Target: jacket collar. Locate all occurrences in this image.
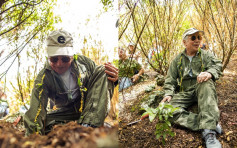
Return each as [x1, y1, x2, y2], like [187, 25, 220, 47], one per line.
[181, 48, 201, 57]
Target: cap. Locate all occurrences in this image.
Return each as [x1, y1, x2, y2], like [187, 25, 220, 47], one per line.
[182, 28, 204, 40]
[46, 29, 74, 57]
[128, 43, 134, 47]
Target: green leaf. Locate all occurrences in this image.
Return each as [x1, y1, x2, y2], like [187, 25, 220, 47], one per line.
[151, 108, 158, 114]
[74, 54, 78, 60]
[77, 78, 81, 86]
[149, 113, 156, 122]
[159, 102, 165, 109]
[163, 134, 166, 139]
[37, 83, 42, 88]
[156, 134, 161, 139]
[156, 123, 161, 129]
[171, 107, 180, 112]
[164, 104, 174, 108]
[169, 132, 175, 137]
[159, 114, 163, 121]
[165, 120, 171, 126]
[162, 139, 165, 145]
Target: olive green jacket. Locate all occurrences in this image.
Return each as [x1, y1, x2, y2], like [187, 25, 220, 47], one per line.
[164, 49, 222, 97]
[119, 58, 141, 78]
[24, 55, 114, 135]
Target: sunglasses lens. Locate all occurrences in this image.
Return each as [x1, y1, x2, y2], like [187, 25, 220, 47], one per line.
[191, 36, 196, 41]
[62, 56, 71, 63]
[198, 35, 202, 40]
[49, 57, 58, 63]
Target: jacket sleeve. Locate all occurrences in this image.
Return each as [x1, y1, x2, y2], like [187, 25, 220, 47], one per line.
[83, 55, 115, 92]
[204, 51, 223, 81]
[163, 58, 178, 97]
[77, 55, 96, 76]
[24, 70, 49, 136]
[77, 56, 115, 126]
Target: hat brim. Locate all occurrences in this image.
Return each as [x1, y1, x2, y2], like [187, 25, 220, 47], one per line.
[187, 30, 204, 36]
[47, 46, 74, 57]
[183, 30, 204, 40]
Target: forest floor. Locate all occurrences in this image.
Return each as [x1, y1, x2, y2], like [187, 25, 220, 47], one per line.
[119, 54, 237, 148]
[0, 90, 120, 147]
[0, 120, 118, 148]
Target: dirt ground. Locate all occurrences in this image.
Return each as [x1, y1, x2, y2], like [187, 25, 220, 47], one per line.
[0, 120, 118, 148]
[0, 86, 120, 148]
[119, 54, 237, 148]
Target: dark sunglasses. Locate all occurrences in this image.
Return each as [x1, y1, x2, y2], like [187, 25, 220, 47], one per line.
[49, 56, 71, 63]
[190, 35, 202, 41]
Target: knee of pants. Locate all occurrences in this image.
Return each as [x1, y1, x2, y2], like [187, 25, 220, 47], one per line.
[196, 79, 216, 94]
[119, 77, 133, 91]
[197, 79, 215, 89]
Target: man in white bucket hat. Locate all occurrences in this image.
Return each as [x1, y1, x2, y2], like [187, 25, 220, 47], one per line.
[24, 29, 118, 135]
[162, 28, 222, 148]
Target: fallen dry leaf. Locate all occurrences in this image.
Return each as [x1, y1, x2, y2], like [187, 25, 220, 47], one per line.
[225, 131, 233, 136]
[227, 136, 230, 141]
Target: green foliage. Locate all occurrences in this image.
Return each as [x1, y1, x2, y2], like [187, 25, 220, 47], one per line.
[80, 38, 109, 65]
[0, 0, 60, 114]
[112, 59, 119, 68]
[100, 0, 113, 11]
[9, 75, 34, 113]
[119, 0, 191, 74]
[0, 0, 60, 79]
[145, 85, 155, 92]
[141, 103, 179, 145]
[192, 0, 237, 71]
[119, 59, 141, 78]
[131, 105, 138, 112]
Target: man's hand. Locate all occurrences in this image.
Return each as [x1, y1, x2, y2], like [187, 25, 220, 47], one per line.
[104, 62, 118, 82]
[197, 72, 212, 83]
[161, 96, 172, 103]
[132, 74, 139, 83]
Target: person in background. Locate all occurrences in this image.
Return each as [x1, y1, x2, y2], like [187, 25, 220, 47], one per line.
[0, 87, 9, 119]
[24, 30, 118, 135]
[200, 43, 206, 50]
[127, 43, 140, 61]
[148, 40, 163, 64]
[118, 48, 144, 91]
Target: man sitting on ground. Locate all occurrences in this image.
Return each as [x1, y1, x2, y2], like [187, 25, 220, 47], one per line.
[161, 28, 222, 148]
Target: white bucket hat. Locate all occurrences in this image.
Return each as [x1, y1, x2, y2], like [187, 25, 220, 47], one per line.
[46, 30, 74, 57]
[182, 28, 204, 40]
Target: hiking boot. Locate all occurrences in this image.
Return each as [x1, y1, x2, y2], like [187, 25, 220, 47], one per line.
[104, 122, 112, 128]
[215, 123, 222, 134]
[81, 123, 97, 128]
[202, 129, 222, 148]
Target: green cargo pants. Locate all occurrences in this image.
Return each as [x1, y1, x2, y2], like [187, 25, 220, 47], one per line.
[45, 65, 113, 133]
[169, 79, 219, 131]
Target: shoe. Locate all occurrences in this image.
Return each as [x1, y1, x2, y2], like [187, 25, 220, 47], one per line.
[81, 123, 97, 128]
[104, 122, 112, 128]
[202, 129, 222, 148]
[215, 123, 222, 134]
